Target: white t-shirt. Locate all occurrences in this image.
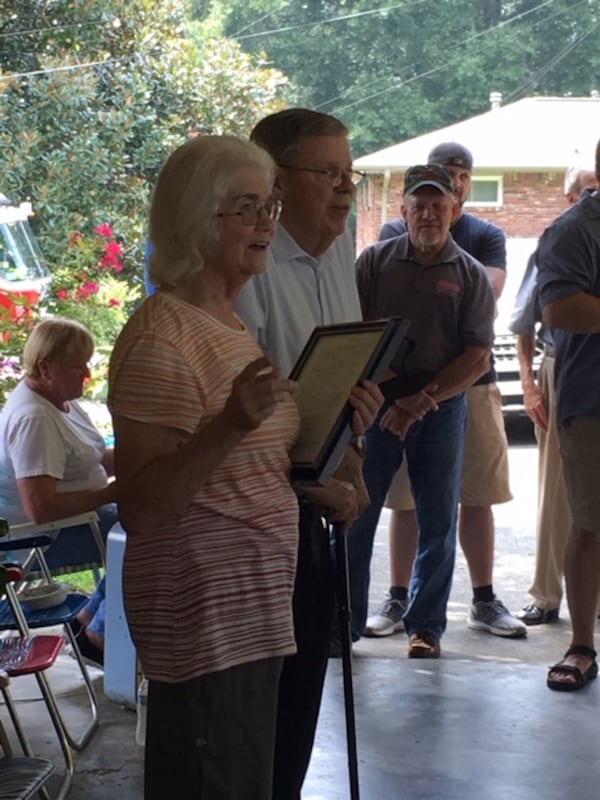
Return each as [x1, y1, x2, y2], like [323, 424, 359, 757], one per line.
[0, 380, 107, 524]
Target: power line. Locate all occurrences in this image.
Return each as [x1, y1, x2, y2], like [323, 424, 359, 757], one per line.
[323, 0, 588, 116]
[0, 58, 120, 82]
[0, 21, 106, 40]
[319, 0, 561, 110]
[503, 23, 599, 104]
[231, 9, 281, 38]
[235, 0, 429, 41]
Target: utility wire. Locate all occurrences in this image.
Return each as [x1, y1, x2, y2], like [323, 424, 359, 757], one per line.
[0, 58, 119, 82]
[0, 0, 592, 103]
[317, 0, 566, 110]
[231, 8, 281, 38]
[235, 0, 430, 41]
[322, 0, 589, 114]
[0, 21, 105, 40]
[502, 23, 599, 104]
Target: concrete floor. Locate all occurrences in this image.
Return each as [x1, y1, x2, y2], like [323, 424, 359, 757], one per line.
[3, 438, 600, 799]
[306, 658, 600, 800]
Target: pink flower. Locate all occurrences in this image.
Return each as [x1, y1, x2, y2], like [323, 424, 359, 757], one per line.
[94, 223, 113, 238]
[100, 241, 124, 270]
[108, 298, 121, 307]
[75, 282, 100, 301]
[56, 289, 70, 300]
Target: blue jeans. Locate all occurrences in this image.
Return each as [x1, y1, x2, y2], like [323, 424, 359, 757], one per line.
[81, 575, 106, 638]
[347, 394, 467, 640]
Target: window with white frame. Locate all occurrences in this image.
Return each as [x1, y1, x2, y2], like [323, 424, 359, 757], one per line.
[465, 176, 503, 207]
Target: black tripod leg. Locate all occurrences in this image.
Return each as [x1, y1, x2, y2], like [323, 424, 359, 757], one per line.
[333, 522, 360, 800]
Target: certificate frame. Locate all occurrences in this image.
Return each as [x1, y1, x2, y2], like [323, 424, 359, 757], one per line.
[289, 317, 410, 485]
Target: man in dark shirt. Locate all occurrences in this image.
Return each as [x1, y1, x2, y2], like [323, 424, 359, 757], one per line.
[510, 167, 597, 626]
[537, 142, 600, 691]
[365, 143, 526, 641]
[348, 163, 495, 658]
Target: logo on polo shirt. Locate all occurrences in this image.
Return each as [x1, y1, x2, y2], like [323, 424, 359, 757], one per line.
[436, 279, 461, 295]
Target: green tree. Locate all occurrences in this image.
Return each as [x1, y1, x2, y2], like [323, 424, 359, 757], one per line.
[200, 0, 600, 156]
[0, 0, 286, 350]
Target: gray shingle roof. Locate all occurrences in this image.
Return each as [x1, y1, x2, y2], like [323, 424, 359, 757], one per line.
[354, 95, 600, 172]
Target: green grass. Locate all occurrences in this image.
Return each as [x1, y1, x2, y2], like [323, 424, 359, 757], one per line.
[61, 569, 104, 595]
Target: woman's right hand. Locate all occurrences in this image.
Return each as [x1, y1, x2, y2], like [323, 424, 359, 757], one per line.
[223, 356, 296, 433]
[301, 478, 361, 532]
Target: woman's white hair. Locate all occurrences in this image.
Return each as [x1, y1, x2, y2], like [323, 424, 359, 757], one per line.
[148, 135, 275, 288]
[23, 316, 95, 378]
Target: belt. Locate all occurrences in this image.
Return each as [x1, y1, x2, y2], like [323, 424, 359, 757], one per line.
[543, 343, 555, 357]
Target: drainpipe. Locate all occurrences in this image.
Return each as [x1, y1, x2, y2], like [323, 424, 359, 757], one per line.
[381, 169, 391, 228]
[489, 91, 502, 110]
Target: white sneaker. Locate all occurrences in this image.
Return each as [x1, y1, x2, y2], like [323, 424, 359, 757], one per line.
[364, 596, 406, 637]
[468, 598, 527, 638]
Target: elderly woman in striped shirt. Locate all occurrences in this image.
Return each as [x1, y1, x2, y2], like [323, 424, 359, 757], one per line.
[109, 135, 339, 800]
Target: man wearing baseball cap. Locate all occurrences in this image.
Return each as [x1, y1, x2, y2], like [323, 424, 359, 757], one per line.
[347, 162, 496, 658]
[365, 142, 526, 642]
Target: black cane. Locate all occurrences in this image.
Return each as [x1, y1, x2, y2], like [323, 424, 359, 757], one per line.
[333, 521, 360, 800]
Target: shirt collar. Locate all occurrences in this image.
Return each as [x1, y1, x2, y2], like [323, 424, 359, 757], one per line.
[580, 190, 600, 219]
[393, 232, 459, 264]
[271, 224, 318, 265]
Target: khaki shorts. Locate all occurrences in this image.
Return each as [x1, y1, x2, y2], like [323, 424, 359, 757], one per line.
[559, 416, 600, 533]
[386, 383, 512, 510]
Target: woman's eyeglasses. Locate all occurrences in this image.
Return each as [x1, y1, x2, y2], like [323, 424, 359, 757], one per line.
[217, 199, 283, 226]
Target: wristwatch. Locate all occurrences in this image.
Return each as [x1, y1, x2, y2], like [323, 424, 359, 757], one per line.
[350, 434, 366, 458]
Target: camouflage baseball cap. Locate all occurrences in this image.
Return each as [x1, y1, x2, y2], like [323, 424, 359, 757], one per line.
[403, 163, 454, 196]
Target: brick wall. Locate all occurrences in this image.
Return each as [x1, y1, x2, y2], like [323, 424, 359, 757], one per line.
[356, 171, 568, 254]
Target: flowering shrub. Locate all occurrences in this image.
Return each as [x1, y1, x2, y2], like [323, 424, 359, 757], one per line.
[45, 224, 139, 350]
[0, 298, 38, 403]
[0, 353, 25, 404]
[1, 224, 140, 404]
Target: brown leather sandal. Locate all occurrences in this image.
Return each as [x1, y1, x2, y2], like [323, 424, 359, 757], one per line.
[547, 645, 598, 691]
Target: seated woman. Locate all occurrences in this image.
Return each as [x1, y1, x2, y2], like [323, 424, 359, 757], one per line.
[0, 316, 118, 666]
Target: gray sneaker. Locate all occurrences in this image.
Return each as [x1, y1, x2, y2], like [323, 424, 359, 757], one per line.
[468, 598, 527, 638]
[364, 596, 406, 637]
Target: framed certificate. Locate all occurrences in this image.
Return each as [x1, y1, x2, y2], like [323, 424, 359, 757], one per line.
[289, 317, 410, 485]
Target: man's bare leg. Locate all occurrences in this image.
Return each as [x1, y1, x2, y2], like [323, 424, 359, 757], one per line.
[389, 509, 418, 588]
[462, 504, 527, 637]
[549, 524, 600, 686]
[459, 505, 494, 588]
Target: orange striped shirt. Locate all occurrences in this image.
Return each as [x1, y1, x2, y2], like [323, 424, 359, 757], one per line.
[108, 293, 300, 682]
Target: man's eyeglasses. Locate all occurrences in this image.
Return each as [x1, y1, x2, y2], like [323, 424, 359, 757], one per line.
[278, 164, 366, 187]
[216, 199, 283, 226]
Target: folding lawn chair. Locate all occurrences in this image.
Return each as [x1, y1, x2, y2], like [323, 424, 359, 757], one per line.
[9, 511, 106, 586]
[0, 669, 55, 800]
[0, 526, 101, 753]
[1, 560, 92, 798]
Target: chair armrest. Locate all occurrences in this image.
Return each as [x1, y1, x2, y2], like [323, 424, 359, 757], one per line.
[8, 511, 100, 537]
[3, 566, 26, 582]
[0, 669, 8, 688]
[0, 535, 54, 552]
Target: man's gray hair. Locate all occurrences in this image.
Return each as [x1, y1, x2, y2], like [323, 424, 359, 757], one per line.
[250, 108, 348, 165]
[564, 165, 586, 196]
